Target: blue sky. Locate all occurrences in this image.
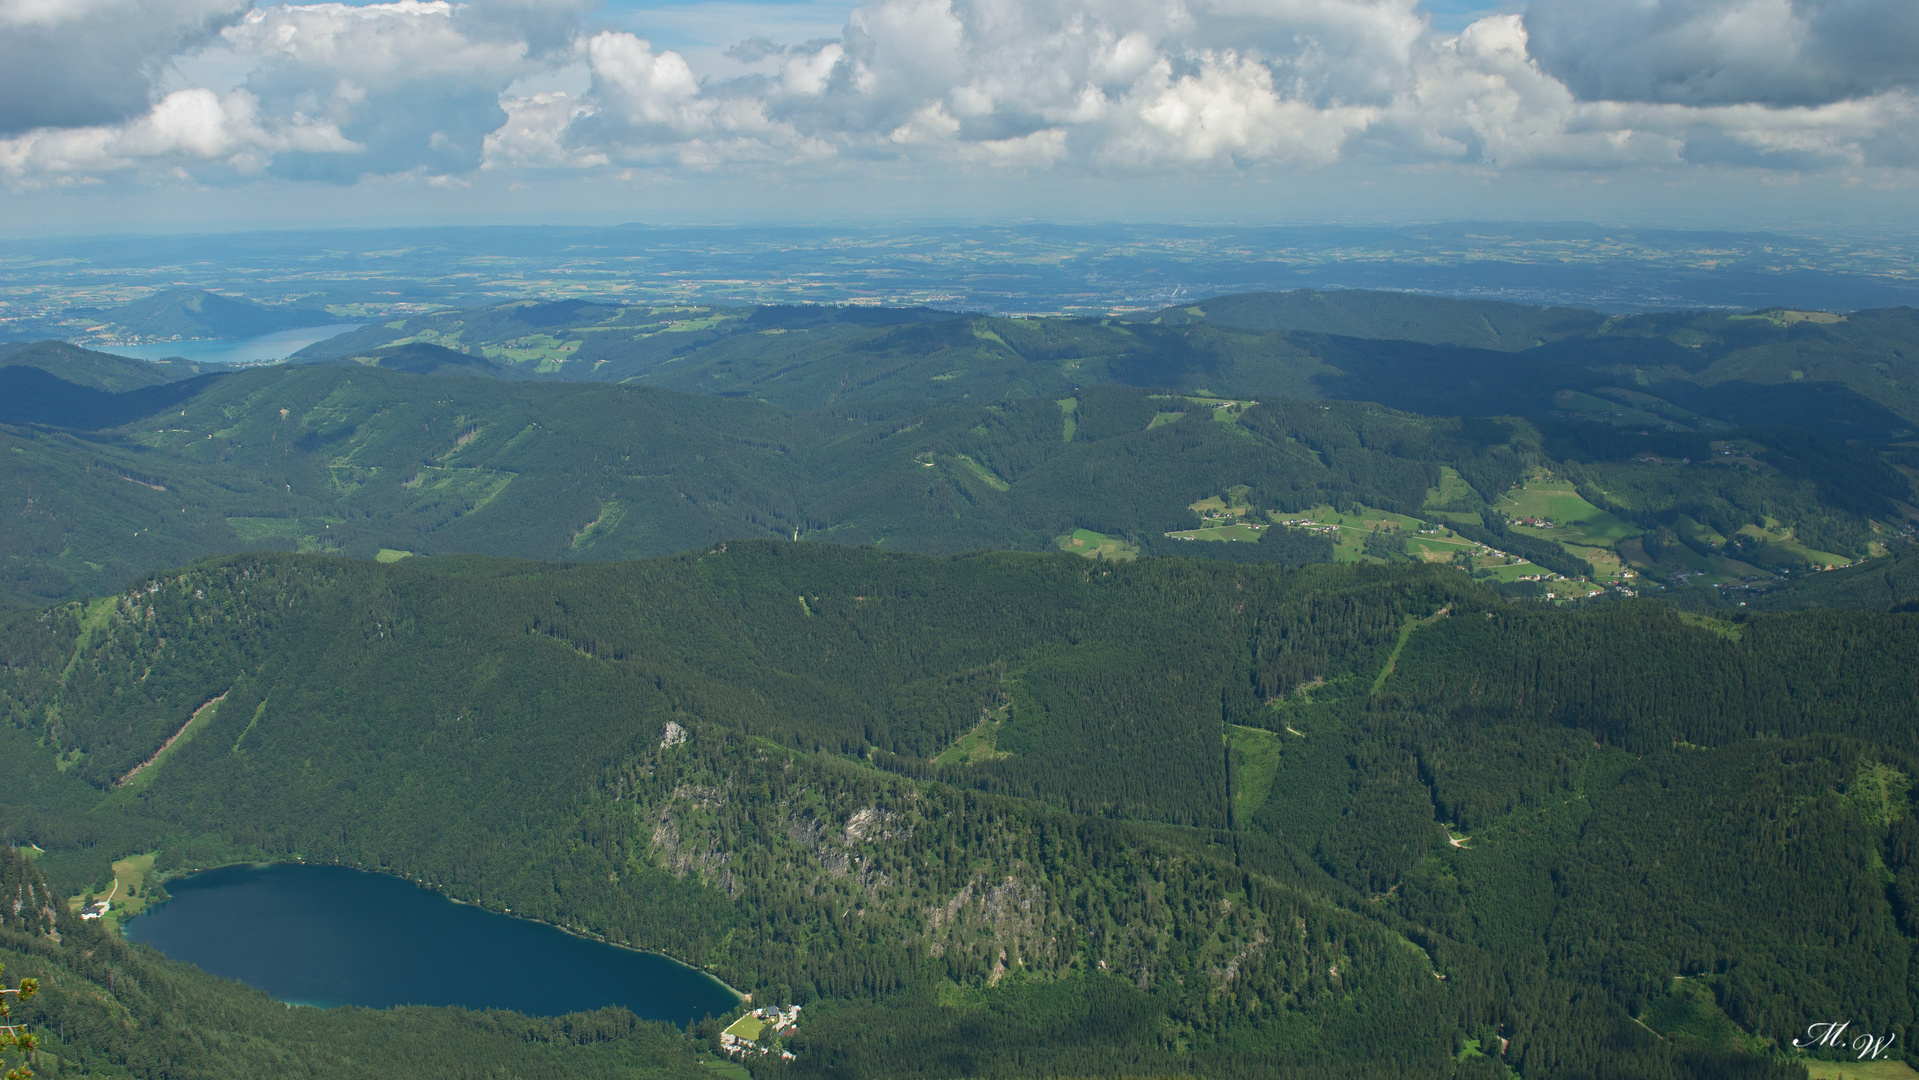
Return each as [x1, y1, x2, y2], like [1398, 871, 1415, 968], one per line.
[1, 0, 1913, 235]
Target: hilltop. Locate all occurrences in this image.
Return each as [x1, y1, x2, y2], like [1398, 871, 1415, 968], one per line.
[89, 288, 334, 342]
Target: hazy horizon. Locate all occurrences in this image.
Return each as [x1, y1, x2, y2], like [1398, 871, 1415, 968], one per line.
[4, 0, 1916, 236]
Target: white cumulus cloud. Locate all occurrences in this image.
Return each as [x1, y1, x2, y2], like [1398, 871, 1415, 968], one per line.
[2, 0, 592, 187]
[2, 0, 1916, 192]
[0, 87, 355, 184]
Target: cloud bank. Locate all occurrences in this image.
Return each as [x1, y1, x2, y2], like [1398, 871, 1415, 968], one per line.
[2, 0, 1915, 191]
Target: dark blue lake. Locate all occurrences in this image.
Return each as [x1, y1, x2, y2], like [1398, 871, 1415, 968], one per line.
[124, 863, 738, 1022]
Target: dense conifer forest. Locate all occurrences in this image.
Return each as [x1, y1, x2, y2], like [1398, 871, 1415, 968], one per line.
[0, 545, 1908, 1078]
[0, 288, 1915, 1077]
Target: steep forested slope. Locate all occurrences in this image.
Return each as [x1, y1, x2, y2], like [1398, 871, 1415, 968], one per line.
[0, 363, 1556, 605]
[0, 547, 1911, 1077]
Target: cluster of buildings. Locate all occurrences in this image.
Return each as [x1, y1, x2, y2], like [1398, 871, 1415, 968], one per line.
[78, 881, 118, 920]
[719, 1005, 801, 1061]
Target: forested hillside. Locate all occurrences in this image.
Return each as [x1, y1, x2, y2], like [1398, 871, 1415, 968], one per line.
[4, 345, 1911, 608]
[86, 289, 334, 343]
[0, 847, 711, 1079]
[276, 289, 1919, 445]
[0, 546, 1911, 1077]
[0, 361, 1462, 604]
[0, 286, 1914, 1076]
[0, 342, 205, 392]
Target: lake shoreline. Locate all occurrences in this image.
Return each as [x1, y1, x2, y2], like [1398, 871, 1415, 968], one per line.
[91, 324, 364, 366]
[130, 858, 747, 1014]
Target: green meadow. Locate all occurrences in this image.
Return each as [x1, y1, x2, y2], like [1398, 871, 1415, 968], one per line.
[1228, 725, 1285, 823]
[1056, 529, 1138, 561]
[933, 714, 1011, 766]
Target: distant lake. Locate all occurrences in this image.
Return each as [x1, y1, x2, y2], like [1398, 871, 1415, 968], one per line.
[124, 863, 738, 1022]
[101, 324, 362, 365]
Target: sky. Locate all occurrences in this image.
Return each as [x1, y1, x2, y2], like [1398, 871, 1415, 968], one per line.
[1, 0, 1915, 235]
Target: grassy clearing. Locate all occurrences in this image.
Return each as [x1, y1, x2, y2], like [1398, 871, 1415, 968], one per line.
[1165, 397, 1263, 428]
[1056, 529, 1138, 561]
[1406, 530, 1485, 561]
[106, 853, 159, 921]
[656, 315, 729, 333]
[375, 549, 412, 563]
[1260, 497, 1600, 593]
[1230, 725, 1285, 822]
[1147, 411, 1186, 429]
[60, 596, 116, 688]
[935, 715, 1011, 766]
[702, 1062, 753, 1080]
[68, 852, 162, 931]
[571, 499, 626, 551]
[1846, 762, 1912, 829]
[1497, 478, 1639, 543]
[1372, 607, 1459, 695]
[1271, 505, 1426, 563]
[1495, 475, 1643, 581]
[952, 454, 1010, 492]
[231, 697, 267, 754]
[1473, 560, 1553, 582]
[722, 1015, 766, 1042]
[1733, 522, 1854, 569]
[1170, 489, 1269, 542]
[1057, 398, 1078, 443]
[402, 466, 517, 514]
[1422, 465, 1476, 508]
[1568, 543, 1625, 579]
[1616, 511, 1847, 586]
[1803, 1063, 1919, 1080]
[482, 335, 585, 368]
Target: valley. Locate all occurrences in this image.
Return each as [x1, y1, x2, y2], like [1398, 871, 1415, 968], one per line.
[10, 225, 1918, 348]
[4, 288, 1914, 612]
[0, 284, 1914, 1079]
